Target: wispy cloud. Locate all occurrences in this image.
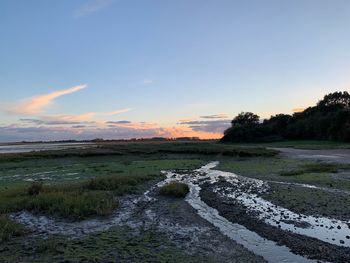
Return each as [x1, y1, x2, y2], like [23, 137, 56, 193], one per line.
[18, 108, 130, 126]
[106, 120, 132, 124]
[74, 0, 114, 18]
[20, 112, 95, 125]
[200, 114, 228, 119]
[5, 84, 87, 115]
[178, 119, 231, 134]
[101, 108, 131, 116]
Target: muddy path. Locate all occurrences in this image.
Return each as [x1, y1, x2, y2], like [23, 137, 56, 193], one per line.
[273, 148, 350, 164]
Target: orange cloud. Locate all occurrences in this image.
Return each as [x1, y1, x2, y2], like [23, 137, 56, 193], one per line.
[6, 84, 87, 115]
[292, 108, 305, 113]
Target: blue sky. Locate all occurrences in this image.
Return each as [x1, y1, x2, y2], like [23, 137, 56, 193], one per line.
[0, 0, 350, 141]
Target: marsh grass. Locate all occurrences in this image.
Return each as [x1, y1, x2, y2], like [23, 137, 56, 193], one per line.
[0, 173, 155, 220]
[0, 142, 277, 163]
[0, 215, 25, 242]
[0, 226, 217, 262]
[302, 163, 339, 173]
[85, 174, 152, 194]
[159, 182, 189, 198]
[280, 163, 339, 177]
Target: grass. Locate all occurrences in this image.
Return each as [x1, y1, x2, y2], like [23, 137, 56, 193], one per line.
[0, 174, 157, 220]
[302, 163, 339, 173]
[0, 215, 25, 242]
[0, 158, 206, 220]
[218, 156, 350, 190]
[159, 182, 189, 198]
[0, 226, 217, 263]
[0, 157, 205, 190]
[263, 183, 350, 220]
[85, 174, 152, 194]
[0, 141, 277, 163]
[0, 184, 118, 220]
[230, 140, 350, 149]
[279, 163, 339, 176]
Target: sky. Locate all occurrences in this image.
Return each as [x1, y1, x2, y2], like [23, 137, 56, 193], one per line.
[1, 0, 350, 142]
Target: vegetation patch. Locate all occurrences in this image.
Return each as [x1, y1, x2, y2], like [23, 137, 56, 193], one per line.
[159, 182, 189, 198]
[279, 163, 339, 177]
[0, 226, 215, 263]
[0, 215, 25, 242]
[85, 174, 152, 195]
[263, 183, 350, 220]
[279, 170, 304, 176]
[0, 173, 155, 220]
[302, 163, 339, 173]
[218, 157, 350, 190]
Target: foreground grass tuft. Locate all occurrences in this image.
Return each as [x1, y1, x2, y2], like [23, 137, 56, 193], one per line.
[159, 182, 189, 198]
[0, 215, 25, 242]
[0, 173, 155, 220]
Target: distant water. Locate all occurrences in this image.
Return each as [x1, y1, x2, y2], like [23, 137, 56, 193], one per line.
[0, 143, 94, 154]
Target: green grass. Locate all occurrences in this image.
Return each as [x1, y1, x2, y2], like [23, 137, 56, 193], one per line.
[302, 163, 339, 173]
[0, 215, 25, 242]
[218, 156, 350, 190]
[0, 173, 157, 220]
[0, 142, 277, 163]
[0, 158, 206, 220]
[279, 163, 339, 176]
[263, 183, 350, 220]
[0, 226, 217, 263]
[228, 140, 350, 149]
[0, 184, 118, 220]
[159, 182, 189, 198]
[0, 157, 205, 190]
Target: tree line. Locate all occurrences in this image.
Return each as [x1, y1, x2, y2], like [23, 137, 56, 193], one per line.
[221, 91, 350, 143]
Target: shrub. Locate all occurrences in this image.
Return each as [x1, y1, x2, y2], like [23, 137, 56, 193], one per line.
[159, 182, 189, 198]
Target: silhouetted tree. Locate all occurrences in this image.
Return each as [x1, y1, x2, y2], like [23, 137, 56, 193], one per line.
[317, 91, 350, 109]
[231, 112, 259, 126]
[221, 91, 350, 143]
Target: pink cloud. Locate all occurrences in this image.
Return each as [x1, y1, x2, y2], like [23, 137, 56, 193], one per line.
[6, 84, 87, 115]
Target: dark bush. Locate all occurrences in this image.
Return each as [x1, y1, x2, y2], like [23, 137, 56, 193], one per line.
[159, 182, 189, 198]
